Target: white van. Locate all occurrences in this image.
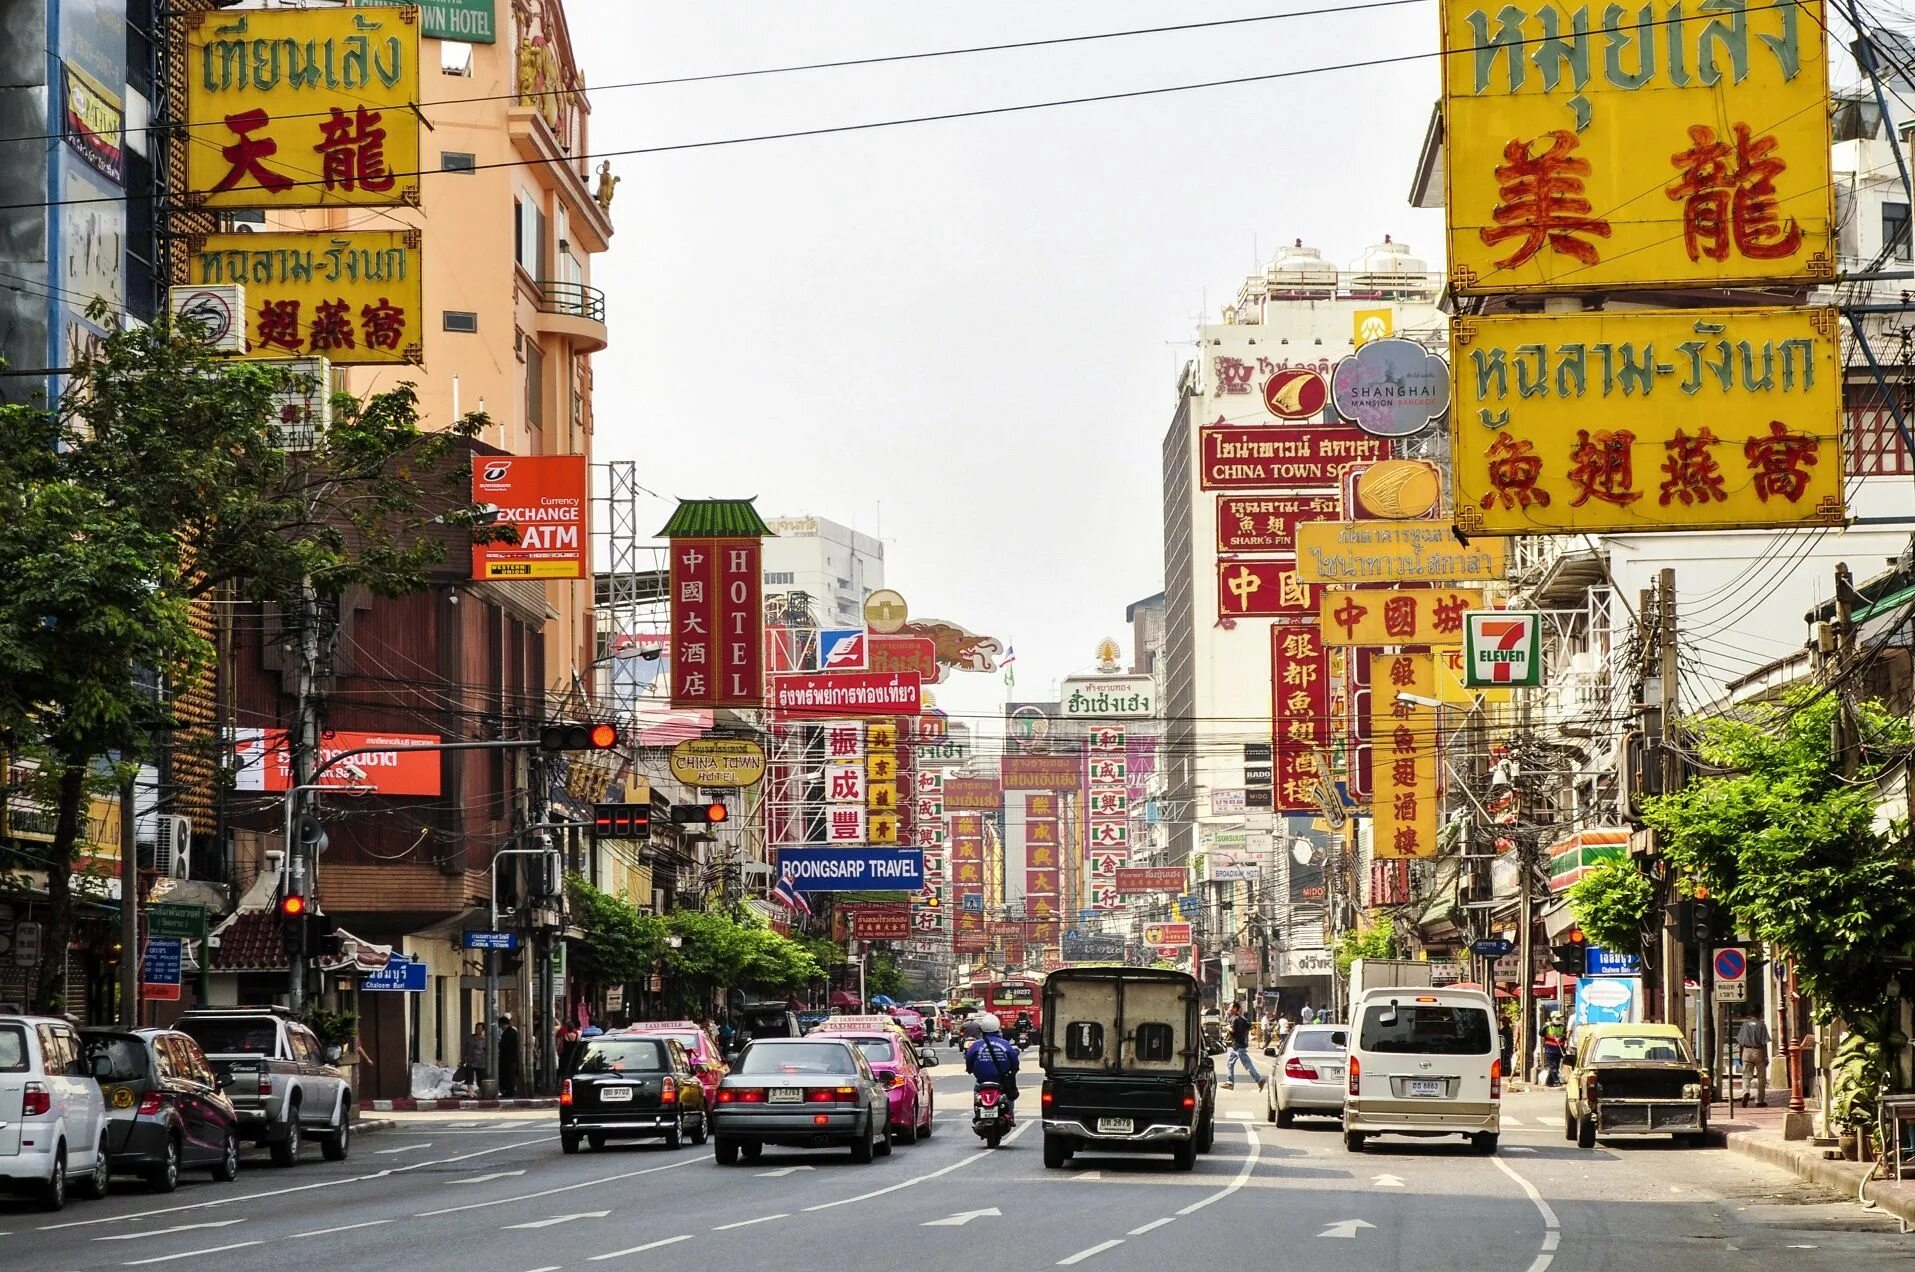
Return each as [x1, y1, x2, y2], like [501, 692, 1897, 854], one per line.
[1342, 987, 1501, 1155]
[0, 1015, 111, 1209]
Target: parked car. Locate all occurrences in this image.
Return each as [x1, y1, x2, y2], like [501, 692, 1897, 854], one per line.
[0, 1015, 111, 1210]
[736, 1001, 802, 1045]
[1343, 986, 1501, 1155]
[1564, 1023, 1710, 1148]
[1038, 966, 1216, 1171]
[80, 1028, 240, 1191]
[175, 1006, 350, 1166]
[559, 1034, 708, 1154]
[711, 1037, 890, 1165]
[622, 1021, 729, 1107]
[808, 1017, 936, 1142]
[1263, 1023, 1350, 1126]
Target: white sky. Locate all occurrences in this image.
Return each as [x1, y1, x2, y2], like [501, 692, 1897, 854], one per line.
[570, 1, 1455, 727]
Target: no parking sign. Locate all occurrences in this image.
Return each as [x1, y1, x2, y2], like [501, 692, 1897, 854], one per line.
[1713, 947, 1748, 1002]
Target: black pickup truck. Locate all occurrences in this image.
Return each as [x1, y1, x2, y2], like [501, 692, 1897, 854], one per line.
[1038, 967, 1216, 1171]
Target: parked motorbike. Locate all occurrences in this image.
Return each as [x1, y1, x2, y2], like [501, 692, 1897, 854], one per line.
[972, 1081, 1012, 1148]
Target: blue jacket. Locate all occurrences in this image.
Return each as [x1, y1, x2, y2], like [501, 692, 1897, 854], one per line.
[965, 1035, 1020, 1084]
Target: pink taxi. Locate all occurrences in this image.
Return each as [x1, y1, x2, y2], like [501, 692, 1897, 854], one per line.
[808, 1016, 936, 1143]
[624, 1021, 729, 1107]
[886, 1007, 928, 1044]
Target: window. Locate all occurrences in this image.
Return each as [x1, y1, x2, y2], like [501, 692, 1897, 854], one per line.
[440, 40, 473, 75]
[1062, 1021, 1105, 1062]
[525, 340, 545, 430]
[575, 1039, 665, 1073]
[442, 151, 476, 173]
[178, 1017, 278, 1055]
[1886, 201, 1911, 262]
[83, 1034, 147, 1082]
[851, 1038, 896, 1063]
[1133, 1022, 1176, 1063]
[735, 1042, 856, 1075]
[764, 571, 795, 586]
[1357, 1003, 1493, 1056]
[443, 311, 478, 333]
[0, 1024, 29, 1072]
[515, 196, 546, 276]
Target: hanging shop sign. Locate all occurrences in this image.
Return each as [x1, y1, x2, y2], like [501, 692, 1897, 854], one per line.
[184, 5, 423, 208]
[1348, 458, 1444, 521]
[1440, 0, 1833, 294]
[1141, 923, 1192, 946]
[61, 60, 124, 184]
[1464, 612, 1543, 687]
[771, 672, 921, 717]
[773, 848, 925, 892]
[1216, 494, 1341, 555]
[1198, 426, 1386, 490]
[1371, 652, 1439, 859]
[1271, 623, 1329, 813]
[231, 727, 443, 796]
[189, 230, 422, 364]
[1217, 559, 1315, 619]
[1332, 338, 1450, 438]
[1318, 588, 1485, 646]
[1059, 674, 1155, 718]
[669, 738, 766, 788]
[361, 0, 497, 43]
[869, 634, 939, 682]
[1295, 520, 1506, 584]
[664, 517, 765, 711]
[1263, 367, 1329, 420]
[1450, 307, 1845, 535]
[473, 454, 588, 580]
[1115, 867, 1189, 894]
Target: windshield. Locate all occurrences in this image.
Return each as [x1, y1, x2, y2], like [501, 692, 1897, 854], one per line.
[737, 1043, 856, 1075]
[177, 1017, 279, 1055]
[575, 1039, 666, 1073]
[1590, 1035, 1690, 1063]
[1358, 1004, 1493, 1056]
[1290, 1029, 1348, 1053]
[852, 1038, 897, 1063]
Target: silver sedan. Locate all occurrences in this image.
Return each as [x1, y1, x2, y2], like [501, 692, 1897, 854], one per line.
[710, 1038, 891, 1165]
[1263, 1025, 1351, 1126]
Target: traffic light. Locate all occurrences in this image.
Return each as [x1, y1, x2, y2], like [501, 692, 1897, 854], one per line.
[594, 803, 651, 841]
[538, 721, 623, 752]
[1550, 927, 1588, 976]
[1692, 896, 1717, 944]
[669, 801, 729, 826]
[278, 890, 307, 955]
[305, 910, 341, 960]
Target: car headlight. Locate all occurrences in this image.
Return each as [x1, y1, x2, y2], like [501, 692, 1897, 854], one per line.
[1680, 1083, 1702, 1100]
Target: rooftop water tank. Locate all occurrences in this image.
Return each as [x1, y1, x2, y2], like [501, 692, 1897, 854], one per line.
[1265, 239, 1337, 296]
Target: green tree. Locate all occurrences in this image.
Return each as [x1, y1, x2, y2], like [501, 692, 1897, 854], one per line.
[0, 316, 497, 1009]
[664, 910, 824, 1008]
[864, 953, 907, 1001]
[1567, 857, 1656, 958]
[565, 875, 666, 989]
[1334, 919, 1401, 979]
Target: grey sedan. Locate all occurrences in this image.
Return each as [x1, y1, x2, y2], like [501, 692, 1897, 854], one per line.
[1264, 1025, 1351, 1126]
[710, 1039, 891, 1165]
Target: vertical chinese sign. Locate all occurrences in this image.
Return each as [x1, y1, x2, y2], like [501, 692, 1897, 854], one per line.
[823, 724, 866, 846]
[1024, 792, 1060, 924]
[1085, 725, 1129, 911]
[1370, 652, 1438, 858]
[661, 500, 769, 711]
[951, 813, 987, 953]
[1271, 624, 1329, 813]
[866, 721, 899, 846]
[912, 767, 945, 934]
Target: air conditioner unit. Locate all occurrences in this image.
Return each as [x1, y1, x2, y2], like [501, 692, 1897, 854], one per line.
[149, 815, 192, 880]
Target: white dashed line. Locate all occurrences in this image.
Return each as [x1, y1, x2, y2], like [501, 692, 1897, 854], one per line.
[712, 1213, 789, 1231]
[1128, 1218, 1176, 1235]
[1057, 1239, 1125, 1265]
[122, 1241, 263, 1265]
[588, 1234, 694, 1260]
[289, 1219, 393, 1239]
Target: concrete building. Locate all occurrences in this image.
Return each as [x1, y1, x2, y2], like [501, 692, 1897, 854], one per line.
[762, 515, 886, 630]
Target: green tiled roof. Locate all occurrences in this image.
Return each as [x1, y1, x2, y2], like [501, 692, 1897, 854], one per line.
[657, 499, 769, 538]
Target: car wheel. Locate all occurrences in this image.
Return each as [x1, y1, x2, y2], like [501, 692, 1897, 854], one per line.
[1472, 1133, 1499, 1155]
[1343, 1130, 1366, 1153]
[1265, 1090, 1277, 1124]
[690, 1111, 709, 1146]
[897, 1111, 919, 1145]
[1195, 1115, 1215, 1154]
[664, 1119, 684, 1150]
[211, 1129, 240, 1182]
[1564, 1105, 1576, 1141]
[1172, 1140, 1196, 1171]
[873, 1119, 893, 1158]
[1576, 1114, 1596, 1149]
[148, 1136, 181, 1193]
[1042, 1135, 1068, 1169]
[270, 1105, 302, 1167]
[714, 1136, 740, 1166]
[1277, 1106, 1296, 1129]
[561, 1130, 582, 1155]
[77, 1136, 110, 1200]
[851, 1128, 875, 1163]
[321, 1109, 350, 1162]
[38, 1144, 66, 1212]
[587, 1132, 606, 1151]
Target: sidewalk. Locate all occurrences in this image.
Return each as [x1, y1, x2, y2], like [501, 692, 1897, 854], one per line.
[1713, 1098, 1915, 1228]
[362, 1097, 558, 1112]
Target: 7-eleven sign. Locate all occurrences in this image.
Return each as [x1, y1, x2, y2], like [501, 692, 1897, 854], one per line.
[1464, 612, 1542, 688]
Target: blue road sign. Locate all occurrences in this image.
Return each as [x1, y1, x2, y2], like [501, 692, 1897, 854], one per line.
[773, 847, 924, 892]
[140, 937, 182, 999]
[463, 930, 519, 951]
[1470, 937, 1514, 958]
[362, 957, 427, 992]
[1713, 947, 1747, 980]
[1587, 946, 1642, 977]
[962, 894, 984, 913]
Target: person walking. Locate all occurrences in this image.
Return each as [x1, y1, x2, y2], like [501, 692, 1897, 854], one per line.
[1542, 1013, 1567, 1086]
[456, 1022, 487, 1094]
[1223, 1003, 1265, 1091]
[1736, 1014, 1771, 1107]
[497, 1014, 522, 1098]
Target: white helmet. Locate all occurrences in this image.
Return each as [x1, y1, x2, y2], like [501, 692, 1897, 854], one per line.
[977, 1013, 1003, 1035]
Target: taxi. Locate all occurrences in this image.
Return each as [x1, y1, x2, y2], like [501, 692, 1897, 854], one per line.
[887, 1007, 928, 1044]
[807, 1015, 936, 1144]
[623, 1021, 729, 1107]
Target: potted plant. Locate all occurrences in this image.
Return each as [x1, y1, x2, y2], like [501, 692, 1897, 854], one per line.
[303, 1005, 360, 1075]
[1830, 1028, 1885, 1161]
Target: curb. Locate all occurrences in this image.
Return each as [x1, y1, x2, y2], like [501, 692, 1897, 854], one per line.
[362, 1097, 558, 1112]
[352, 1117, 397, 1134]
[1723, 1128, 1915, 1227]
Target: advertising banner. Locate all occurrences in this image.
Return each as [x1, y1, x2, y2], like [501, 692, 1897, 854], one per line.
[1371, 653, 1439, 858]
[1450, 308, 1845, 535]
[1060, 675, 1155, 718]
[1271, 624, 1329, 812]
[1295, 521, 1506, 583]
[1217, 559, 1316, 619]
[231, 727, 442, 796]
[184, 6, 422, 208]
[843, 903, 912, 940]
[1441, 0, 1832, 295]
[1198, 426, 1386, 490]
[1001, 755, 1082, 790]
[1319, 588, 1485, 646]
[1141, 923, 1192, 946]
[1115, 866, 1188, 893]
[1216, 494, 1341, 554]
[669, 739, 766, 788]
[1465, 612, 1544, 687]
[869, 634, 938, 681]
[191, 230, 422, 364]
[1062, 932, 1127, 962]
[473, 455, 589, 580]
[774, 848, 925, 892]
[772, 672, 921, 717]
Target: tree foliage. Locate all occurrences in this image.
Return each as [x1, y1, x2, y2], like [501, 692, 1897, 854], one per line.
[1567, 857, 1656, 958]
[1642, 691, 1915, 1027]
[566, 876, 666, 987]
[1334, 919, 1402, 979]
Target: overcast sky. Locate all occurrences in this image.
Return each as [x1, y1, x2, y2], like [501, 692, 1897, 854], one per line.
[568, 1, 1452, 728]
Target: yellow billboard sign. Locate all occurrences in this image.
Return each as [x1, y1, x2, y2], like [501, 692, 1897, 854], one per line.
[1320, 589, 1485, 645]
[1436, 644, 1513, 705]
[188, 230, 423, 365]
[669, 739, 765, 788]
[1451, 307, 1844, 535]
[1370, 652, 1438, 859]
[1296, 521, 1506, 584]
[185, 6, 422, 208]
[1441, 0, 1833, 294]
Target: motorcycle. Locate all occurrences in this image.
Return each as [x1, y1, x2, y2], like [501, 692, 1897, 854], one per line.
[972, 1081, 1012, 1148]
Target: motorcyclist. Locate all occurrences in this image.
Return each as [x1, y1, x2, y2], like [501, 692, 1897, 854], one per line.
[964, 1013, 1021, 1112]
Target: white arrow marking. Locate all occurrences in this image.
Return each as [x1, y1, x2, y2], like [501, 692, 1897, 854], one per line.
[96, 1221, 247, 1242]
[922, 1207, 1002, 1227]
[504, 1211, 611, 1230]
[452, 1170, 528, 1185]
[1071, 1171, 1103, 1181]
[755, 1165, 815, 1177]
[1320, 1219, 1377, 1239]
[374, 1143, 430, 1154]
[1371, 1174, 1406, 1188]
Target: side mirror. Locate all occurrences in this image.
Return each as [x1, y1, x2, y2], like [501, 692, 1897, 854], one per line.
[89, 1054, 113, 1080]
[1262, 1047, 1277, 1058]
[323, 1045, 343, 1065]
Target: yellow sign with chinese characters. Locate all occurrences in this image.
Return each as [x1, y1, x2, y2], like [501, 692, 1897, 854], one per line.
[1319, 589, 1485, 646]
[1370, 652, 1438, 859]
[1451, 307, 1845, 535]
[1441, 0, 1833, 294]
[189, 231, 423, 365]
[185, 6, 422, 208]
[1295, 521, 1507, 584]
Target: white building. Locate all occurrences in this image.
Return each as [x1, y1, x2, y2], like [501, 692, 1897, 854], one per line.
[761, 515, 885, 631]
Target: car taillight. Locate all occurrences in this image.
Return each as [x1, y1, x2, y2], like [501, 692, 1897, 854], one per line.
[1490, 1058, 1503, 1101]
[1347, 1056, 1361, 1097]
[807, 1086, 857, 1103]
[22, 1082, 49, 1116]
[559, 1079, 573, 1107]
[138, 1091, 164, 1116]
[718, 1088, 765, 1103]
[875, 1071, 896, 1088]
[1181, 1086, 1196, 1111]
[660, 1078, 677, 1105]
[1041, 1080, 1053, 1108]
[258, 1073, 272, 1096]
[1285, 1057, 1319, 1081]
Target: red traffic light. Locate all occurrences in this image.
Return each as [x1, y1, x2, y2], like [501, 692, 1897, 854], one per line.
[706, 801, 728, 824]
[1566, 927, 1586, 945]
[540, 722, 624, 752]
[588, 722, 620, 750]
[279, 894, 307, 920]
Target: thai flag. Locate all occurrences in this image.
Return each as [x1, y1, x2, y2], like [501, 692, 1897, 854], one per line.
[772, 866, 811, 916]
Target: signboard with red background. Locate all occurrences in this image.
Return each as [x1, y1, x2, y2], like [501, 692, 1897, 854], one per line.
[1216, 494, 1341, 554]
[1271, 624, 1329, 812]
[233, 728, 442, 796]
[669, 536, 764, 709]
[472, 455, 588, 580]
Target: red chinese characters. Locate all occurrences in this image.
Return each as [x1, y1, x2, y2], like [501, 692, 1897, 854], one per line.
[1271, 624, 1328, 813]
[1480, 130, 1613, 270]
[1481, 432, 1550, 511]
[668, 537, 763, 710]
[1666, 122, 1802, 263]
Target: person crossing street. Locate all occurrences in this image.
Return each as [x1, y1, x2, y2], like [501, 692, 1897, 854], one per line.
[1222, 1002, 1265, 1090]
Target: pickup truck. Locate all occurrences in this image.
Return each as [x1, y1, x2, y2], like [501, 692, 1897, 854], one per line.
[1564, 1023, 1710, 1148]
[174, 1008, 352, 1166]
[1038, 966, 1216, 1171]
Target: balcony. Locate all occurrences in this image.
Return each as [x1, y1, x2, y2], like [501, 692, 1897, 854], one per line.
[533, 280, 608, 353]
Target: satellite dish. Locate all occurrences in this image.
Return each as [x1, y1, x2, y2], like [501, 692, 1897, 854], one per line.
[1290, 838, 1314, 865]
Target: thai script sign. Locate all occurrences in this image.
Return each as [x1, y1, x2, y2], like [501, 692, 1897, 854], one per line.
[1059, 675, 1155, 718]
[191, 230, 421, 365]
[772, 672, 922, 717]
[185, 6, 423, 208]
[1295, 521, 1507, 583]
[1319, 589, 1485, 646]
[1000, 755, 1082, 790]
[1441, 0, 1833, 293]
[1372, 652, 1439, 858]
[1217, 494, 1341, 554]
[231, 727, 442, 796]
[1115, 867, 1189, 894]
[474, 455, 589, 580]
[669, 739, 766, 787]
[1198, 426, 1386, 489]
[869, 635, 938, 681]
[62, 61, 123, 184]
[1451, 307, 1845, 534]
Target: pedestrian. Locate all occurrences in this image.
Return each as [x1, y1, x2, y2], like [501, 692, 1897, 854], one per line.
[1542, 1013, 1567, 1086]
[1276, 1014, 1294, 1046]
[1299, 1005, 1316, 1025]
[1222, 1003, 1266, 1091]
[456, 1021, 487, 1093]
[1498, 1012, 1515, 1080]
[1736, 1013, 1771, 1108]
[556, 1018, 581, 1078]
[497, 1014, 521, 1098]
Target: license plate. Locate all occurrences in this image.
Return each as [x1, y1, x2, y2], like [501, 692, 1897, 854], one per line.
[1408, 1079, 1443, 1098]
[1096, 1117, 1134, 1134]
[977, 1105, 998, 1120]
[770, 1088, 802, 1104]
[599, 1086, 633, 1102]
[1319, 1067, 1343, 1081]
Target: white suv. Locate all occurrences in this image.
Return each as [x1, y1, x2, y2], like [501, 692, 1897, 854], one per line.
[0, 1015, 111, 1210]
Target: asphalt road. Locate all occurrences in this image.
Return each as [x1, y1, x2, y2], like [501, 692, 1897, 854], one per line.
[4, 1075, 1907, 1270]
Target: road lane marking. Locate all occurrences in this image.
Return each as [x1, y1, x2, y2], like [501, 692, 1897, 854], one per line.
[375, 1143, 430, 1154]
[1491, 1148, 1561, 1272]
[754, 1165, 814, 1177]
[803, 1118, 1032, 1212]
[416, 1157, 698, 1218]
[1127, 1218, 1175, 1236]
[452, 1170, 528, 1184]
[289, 1219, 393, 1239]
[712, 1213, 788, 1231]
[1175, 1122, 1262, 1216]
[1372, 1173, 1406, 1187]
[1057, 1239, 1124, 1265]
[1319, 1219, 1376, 1238]
[589, 1234, 693, 1260]
[123, 1241, 262, 1265]
[505, 1211, 610, 1230]
[1542, 1232, 1560, 1252]
[95, 1221, 246, 1242]
[922, 1207, 1000, 1226]
[1225, 1111, 1254, 1120]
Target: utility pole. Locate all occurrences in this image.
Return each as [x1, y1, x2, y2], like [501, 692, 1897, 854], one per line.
[1654, 569, 1704, 1070]
[118, 767, 139, 1028]
[1514, 681, 1536, 1083]
[287, 576, 320, 1013]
